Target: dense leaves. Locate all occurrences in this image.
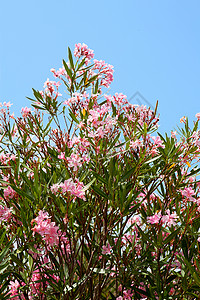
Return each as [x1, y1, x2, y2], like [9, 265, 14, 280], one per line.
[0, 43, 200, 299]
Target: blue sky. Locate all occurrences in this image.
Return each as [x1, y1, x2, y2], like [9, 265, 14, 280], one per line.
[0, 0, 200, 134]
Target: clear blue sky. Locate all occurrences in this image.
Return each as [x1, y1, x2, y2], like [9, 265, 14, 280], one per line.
[0, 0, 200, 134]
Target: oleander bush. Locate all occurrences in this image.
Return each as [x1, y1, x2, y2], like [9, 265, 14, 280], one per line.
[1, 43, 200, 299]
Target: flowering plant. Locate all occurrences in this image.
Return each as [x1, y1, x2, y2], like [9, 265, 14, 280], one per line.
[1, 43, 200, 299]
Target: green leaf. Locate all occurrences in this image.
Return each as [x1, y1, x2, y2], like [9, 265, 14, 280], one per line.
[69, 111, 79, 124]
[68, 47, 74, 70]
[82, 178, 96, 191]
[0, 239, 14, 264]
[92, 172, 107, 185]
[163, 228, 180, 245]
[76, 57, 86, 71]
[10, 254, 24, 269]
[32, 88, 43, 101]
[120, 167, 136, 182]
[137, 226, 149, 243]
[193, 273, 200, 287]
[92, 185, 108, 199]
[63, 59, 73, 80]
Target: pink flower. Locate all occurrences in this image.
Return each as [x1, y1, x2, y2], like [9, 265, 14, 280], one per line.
[51, 178, 86, 200]
[171, 131, 177, 139]
[21, 107, 31, 117]
[63, 92, 83, 106]
[4, 185, 16, 200]
[50, 183, 60, 194]
[147, 211, 162, 224]
[58, 152, 66, 160]
[66, 153, 82, 171]
[181, 187, 195, 201]
[113, 93, 127, 106]
[9, 280, 20, 295]
[123, 289, 133, 300]
[74, 43, 94, 64]
[8, 280, 25, 299]
[161, 209, 178, 227]
[31, 211, 60, 247]
[43, 78, 62, 97]
[3, 101, 13, 108]
[195, 112, 200, 120]
[0, 205, 12, 222]
[102, 243, 112, 255]
[151, 136, 165, 148]
[29, 269, 47, 297]
[130, 139, 142, 150]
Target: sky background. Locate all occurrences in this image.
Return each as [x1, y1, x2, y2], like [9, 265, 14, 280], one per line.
[0, 0, 200, 135]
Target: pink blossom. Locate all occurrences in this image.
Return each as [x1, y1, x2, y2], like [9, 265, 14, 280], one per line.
[123, 289, 133, 300]
[63, 92, 83, 106]
[58, 152, 66, 160]
[102, 243, 112, 255]
[31, 210, 60, 247]
[195, 112, 200, 120]
[8, 280, 25, 299]
[147, 211, 162, 224]
[112, 93, 128, 106]
[51, 178, 85, 200]
[3, 101, 13, 108]
[130, 139, 142, 150]
[29, 268, 47, 298]
[50, 183, 60, 194]
[43, 78, 62, 97]
[51, 67, 66, 78]
[21, 107, 31, 117]
[171, 131, 177, 139]
[162, 209, 178, 226]
[95, 127, 105, 138]
[0, 205, 12, 222]
[4, 185, 16, 200]
[150, 147, 158, 156]
[151, 136, 165, 148]
[66, 153, 82, 171]
[74, 43, 94, 64]
[181, 187, 195, 201]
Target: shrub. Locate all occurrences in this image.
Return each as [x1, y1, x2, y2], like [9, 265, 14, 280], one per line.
[0, 43, 200, 299]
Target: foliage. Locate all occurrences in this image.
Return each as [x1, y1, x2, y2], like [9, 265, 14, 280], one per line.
[0, 43, 200, 299]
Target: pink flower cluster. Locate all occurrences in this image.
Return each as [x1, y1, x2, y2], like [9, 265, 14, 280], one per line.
[0, 204, 12, 222]
[43, 78, 62, 98]
[21, 107, 31, 118]
[74, 43, 94, 64]
[93, 59, 114, 88]
[51, 178, 85, 200]
[4, 185, 16, 200]
[151, 136, 165, 148]
[31, 210, 61, 247]
[51, 67, 66, 78]
[58, 151, 90, 171]
[8, 280, 25, 299]
[63, 92, 84, 106]
[102, 243, 112, 255]
[180, 187, 195, 201]
[196, 112, 200, 120]
[117, 285, 133, 300]
[147, 209, 178, 227]
[0, 151, 16, 164]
